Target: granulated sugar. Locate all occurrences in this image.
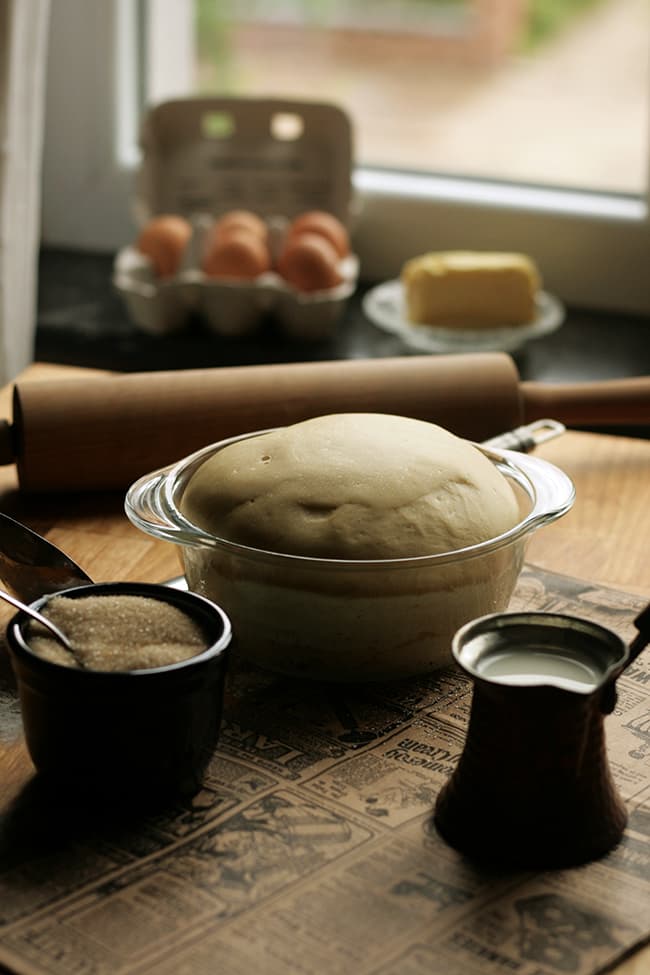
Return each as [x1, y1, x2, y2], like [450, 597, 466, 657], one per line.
[29, 594, 208, 671]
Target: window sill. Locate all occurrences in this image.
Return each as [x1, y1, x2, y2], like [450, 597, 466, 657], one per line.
[36, 247, 650, 437]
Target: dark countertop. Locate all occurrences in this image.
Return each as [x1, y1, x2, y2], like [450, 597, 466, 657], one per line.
[36, 248, 650, 434]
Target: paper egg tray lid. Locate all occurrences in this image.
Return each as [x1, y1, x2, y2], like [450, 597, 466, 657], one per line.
[113, 96, 358, 337]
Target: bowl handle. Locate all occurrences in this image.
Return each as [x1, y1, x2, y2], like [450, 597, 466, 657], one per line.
[498, 447, 576, 531]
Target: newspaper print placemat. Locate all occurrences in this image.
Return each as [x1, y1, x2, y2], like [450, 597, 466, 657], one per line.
[0, 564, 649, 975]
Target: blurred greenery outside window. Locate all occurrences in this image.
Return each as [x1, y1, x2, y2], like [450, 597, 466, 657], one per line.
[197, 1, 606, 51]
[193, 0, 644, 196]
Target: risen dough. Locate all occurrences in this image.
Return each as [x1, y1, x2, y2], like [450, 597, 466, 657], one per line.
[180, 414, 520, 560]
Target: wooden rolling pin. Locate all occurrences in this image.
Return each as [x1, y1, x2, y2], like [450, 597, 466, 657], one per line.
[0, 352, 648, 493]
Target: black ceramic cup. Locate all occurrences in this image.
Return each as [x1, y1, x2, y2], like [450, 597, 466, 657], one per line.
[6, 582, 233, 802]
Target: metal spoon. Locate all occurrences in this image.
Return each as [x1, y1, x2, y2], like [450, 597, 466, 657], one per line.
[0, 586, 75, 652]
[0, 510, 185, 603]
[0, 511, 91, 602]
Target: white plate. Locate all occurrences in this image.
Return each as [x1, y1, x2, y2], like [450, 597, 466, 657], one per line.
[363, 280, 565, 354]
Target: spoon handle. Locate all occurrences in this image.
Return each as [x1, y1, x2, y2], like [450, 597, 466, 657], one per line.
[0, 588, 74, 652]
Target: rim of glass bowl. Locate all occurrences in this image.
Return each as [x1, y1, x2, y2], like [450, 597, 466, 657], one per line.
[125, 429, 575, 570]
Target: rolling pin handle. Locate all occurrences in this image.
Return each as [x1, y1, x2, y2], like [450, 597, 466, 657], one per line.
[521, 376, 650, 426]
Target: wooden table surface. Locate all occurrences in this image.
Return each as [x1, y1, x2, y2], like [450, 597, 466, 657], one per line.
[0, 363, 649, 974]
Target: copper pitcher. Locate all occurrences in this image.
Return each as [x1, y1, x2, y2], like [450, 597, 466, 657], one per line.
[434, 607, 650, 868]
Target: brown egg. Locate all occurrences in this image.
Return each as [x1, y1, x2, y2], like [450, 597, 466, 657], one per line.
[202, 228, 272, 280]
[287, 210, 350, 258]
[213, 209, 268, 243]
[277, 232, 344, 292]
[136, 215, 192, 278]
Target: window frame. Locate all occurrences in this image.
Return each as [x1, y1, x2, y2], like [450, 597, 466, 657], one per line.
[40, 1, 650, 316]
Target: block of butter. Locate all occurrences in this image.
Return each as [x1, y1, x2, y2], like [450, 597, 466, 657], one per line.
[401, 251, 541, 328]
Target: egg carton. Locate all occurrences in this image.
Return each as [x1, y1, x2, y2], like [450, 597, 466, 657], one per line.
[113, 97, 358, 339]
[114, 213, 359, 338]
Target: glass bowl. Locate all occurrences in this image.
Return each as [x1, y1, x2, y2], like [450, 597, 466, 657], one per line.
[125, 431, 575, 682]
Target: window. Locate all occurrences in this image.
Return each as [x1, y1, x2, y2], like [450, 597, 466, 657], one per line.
[197, 0, 647, 196]
[41, 1, 650, 315]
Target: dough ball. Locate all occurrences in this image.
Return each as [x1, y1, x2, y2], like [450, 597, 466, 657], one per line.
[180, 413, 520, 560]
